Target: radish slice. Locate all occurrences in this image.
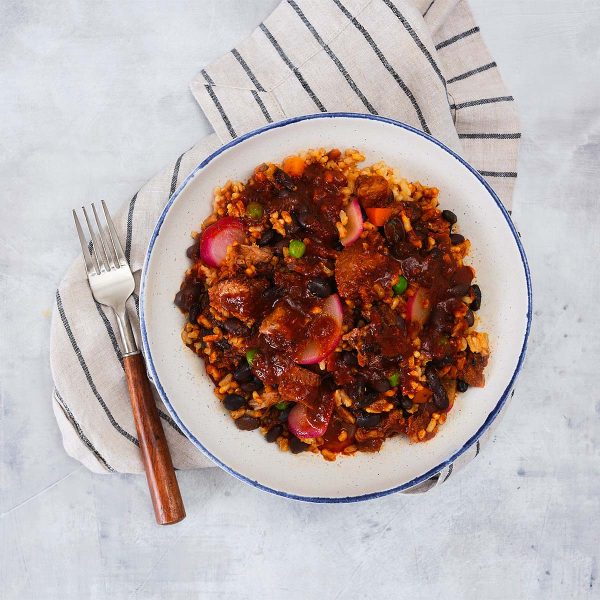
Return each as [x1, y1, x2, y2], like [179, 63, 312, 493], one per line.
[297, 294, 343, 365]
[406, 287, 431, 326]
[199, 217, 245, 267]
[288, 394, 335, 439]
[340, 199, 363, 247]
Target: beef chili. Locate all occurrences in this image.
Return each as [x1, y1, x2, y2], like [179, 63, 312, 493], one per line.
[176, 148, 489, 461]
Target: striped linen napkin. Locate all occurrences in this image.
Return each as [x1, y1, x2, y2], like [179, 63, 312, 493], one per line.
[50, 0, 520, 486]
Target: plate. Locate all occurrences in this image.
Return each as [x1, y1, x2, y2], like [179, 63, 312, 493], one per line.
[140, 113, 532, 502]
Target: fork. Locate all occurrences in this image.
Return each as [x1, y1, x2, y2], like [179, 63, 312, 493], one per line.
[73, 200, 185, 525]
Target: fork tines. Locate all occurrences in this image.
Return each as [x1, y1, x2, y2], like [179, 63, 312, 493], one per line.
[73, 200, 127, 276]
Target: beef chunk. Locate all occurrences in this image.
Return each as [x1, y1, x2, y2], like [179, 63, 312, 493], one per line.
[273, 269, 311, 302]
[238, 244, 273, 264]
[222, 244, 273, 272]
[407, 408, 433, 442]
[335, 243, 400, 302]
[366, 303, 410, 358]
[355, 175, 391, 207]
[209, 277, 269, 324]
[259, 300, 310, 353]
[459, 351, 488, 387]
[343, 325, 372, 365]
[279, 366, 321, 407]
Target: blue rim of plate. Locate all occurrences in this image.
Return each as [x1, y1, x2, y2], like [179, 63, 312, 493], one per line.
[140, 112, 532, 503]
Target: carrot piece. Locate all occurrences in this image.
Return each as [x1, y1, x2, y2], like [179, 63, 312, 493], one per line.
[282, 156, 306, 177]
[365, 207, 393, 226]
[412, 386, 433, 404]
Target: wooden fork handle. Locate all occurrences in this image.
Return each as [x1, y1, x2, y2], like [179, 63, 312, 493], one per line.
[123, 352, 186, 525]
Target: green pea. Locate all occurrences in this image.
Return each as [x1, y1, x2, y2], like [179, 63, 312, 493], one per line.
[288, 239, 306, 258]
[275, 401, 289, 411]
[246, 348, 258, 365]
[246, 202, 263, 219]
[388, 372, 400, 388]
[392, 275, 408, 296]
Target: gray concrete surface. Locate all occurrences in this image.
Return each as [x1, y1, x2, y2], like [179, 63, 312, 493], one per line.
[1, 1, 598, 598]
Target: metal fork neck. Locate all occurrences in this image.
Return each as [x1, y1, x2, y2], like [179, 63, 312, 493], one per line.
[115, 308, 138, 355]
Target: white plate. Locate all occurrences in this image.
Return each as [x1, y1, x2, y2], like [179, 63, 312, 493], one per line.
[140, 113, 531, 502]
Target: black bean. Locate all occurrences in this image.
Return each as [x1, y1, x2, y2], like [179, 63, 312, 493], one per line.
[408, 205, 423, 221]
[369, 379, 391, 393]
[186, 243, 200, 261]
[431, 356, 453, 368]
[289, 436, 309, 454]
[200, 293, 210, 312]
[429, 305, 451, 331]
[465, 309, 475, 327]
[273, 167, 296, 191]
[383, 217, 406, 247]
[357, 390, 379, 409]
[224, 394, 246, 411]
[450, 233, 465, 245]
[286, 218, 302, 236]
[188, 303, 202, 324]
[433, 392, 449, 411]
[400, 396, 413, 410]
[322, 374, 336, 394]
[293, 205, 310, 228]
[272, 239, 288, 256]
[448, 283, 470, 297]
[457, 379, 469, 393]
[356, 412, 382, 428]
[341, 351, 358, 367]
[429, 246, 443, 261]
[258, 229, 276, 247]
[233, 361, 252, 383]
[240, 378, 263, 393]
[265, 424, 283, 443]
[235, 415, 260, 430]
[214, 338, 231, 352]
[278, 406, 292, 422]
[344, 379, 367, 402]
[222, 318, 249, 336]
[190, 282, 205, 299]
[425, 367, 449, 410]
[199, 327, 212, 339]
[307, 278, 334, 298]
[441, 210, 457, 225]
[471, 284, 482, 311]
[262, 286, 280, 310]
[174, 282, 204, 311]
